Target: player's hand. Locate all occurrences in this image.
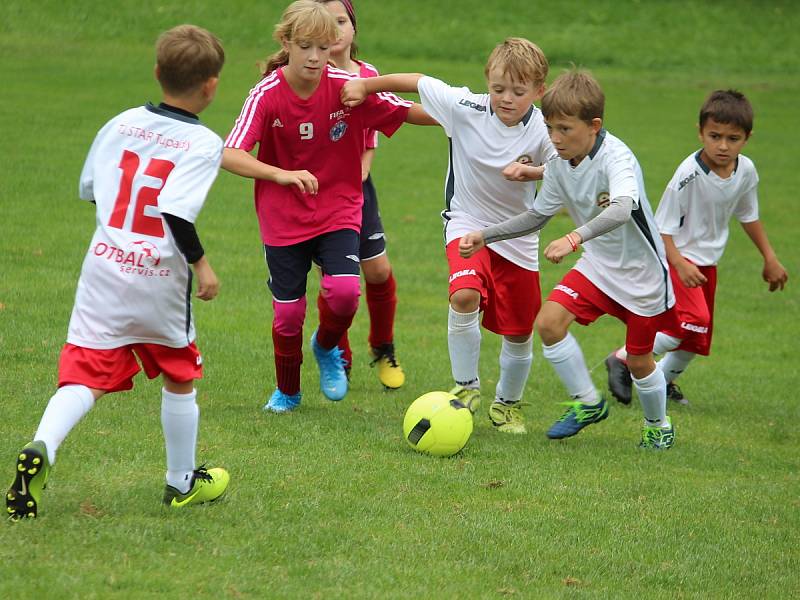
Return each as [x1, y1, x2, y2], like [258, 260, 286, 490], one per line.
[193, 257, 219, 301]
[543, 236, 575, 264]
[502, 162, 544, 182]
[675, 259, 707, 288]
[763, 257, 788, 292]
[341, 80, 367, 107]
[459, 232, 485, 257]
[275, 169, 318, 194]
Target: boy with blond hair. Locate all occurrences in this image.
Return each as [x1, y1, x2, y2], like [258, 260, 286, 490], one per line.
[460, 69, 677, 449]
[604, 89, 788, 406]
[343, 38, 556, 433]
[6, 24, 230, 520]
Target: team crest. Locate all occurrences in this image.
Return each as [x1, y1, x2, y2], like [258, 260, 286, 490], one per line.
[329, 120, 347, 142]
[596, 192, 610, 208]
[516, 154, 534, 165]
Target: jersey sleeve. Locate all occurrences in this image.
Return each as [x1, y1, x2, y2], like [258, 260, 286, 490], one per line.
[224, 77, 273, 151]
[79, 120, 116, 202]
[734, 166, 760, 223]
[654, 165, 689, 235]
[417, 76, 466, 136]
[360, 62, 380, 150]
[606, 150, 640, 208]
[532, 164, 565, 216]
[359, 90, 412, 139]
[158, 136, 223, 223]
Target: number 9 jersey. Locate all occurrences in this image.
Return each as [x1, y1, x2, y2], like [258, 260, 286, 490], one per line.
[68, 103, 223, 349]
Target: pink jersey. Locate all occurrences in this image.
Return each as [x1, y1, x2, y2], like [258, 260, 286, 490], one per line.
[358, 60, 380, 150]
[225, 65, 410, 246]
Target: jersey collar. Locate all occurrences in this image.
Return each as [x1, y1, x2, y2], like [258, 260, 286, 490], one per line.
[146, 102, 200, 124]
[488, 104, 535, 126]
[694, 149, 738, 176]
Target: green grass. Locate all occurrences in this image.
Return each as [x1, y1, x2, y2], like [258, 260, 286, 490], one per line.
[1, 1, 799, 598]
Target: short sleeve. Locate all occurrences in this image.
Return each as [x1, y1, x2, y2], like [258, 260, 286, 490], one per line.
[360, 90, 411, 139]
[158, 136, 223, 223]
[417, 76, 466, 136]
[532, 164, 565, 216]
[733, 183, 759, 223]
[79, 119, 116, 202]
[655, 178, 683, 236]
[606, 151, 640, 208]
[225, 78, 272, 151]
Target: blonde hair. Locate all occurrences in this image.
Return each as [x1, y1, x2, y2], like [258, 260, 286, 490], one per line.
[262, 0, 339, 76]
[541, 69, 605, 123]
[484, 37, 548, 88]
[156, 24, 224, 95]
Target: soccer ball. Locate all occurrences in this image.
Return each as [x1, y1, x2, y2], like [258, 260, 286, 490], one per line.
[403, 391, 473, 457]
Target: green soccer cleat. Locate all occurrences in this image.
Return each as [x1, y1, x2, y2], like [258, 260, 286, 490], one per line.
[6, 440, 50, 521]
[163, 466, 230, 508]
[639, 417, 675, 450]
[448, 384, 481, 414]
[488, 400, 527, 434]
[546, 398, 609, 439]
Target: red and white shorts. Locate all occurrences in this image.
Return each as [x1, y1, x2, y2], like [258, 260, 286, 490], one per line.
[57, 342, 203, 392]
[446, 239, 541, 336]
[660, 264, 717, 356]
[546, 269, 677, 355]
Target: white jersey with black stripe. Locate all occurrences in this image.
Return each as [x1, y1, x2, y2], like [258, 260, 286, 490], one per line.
[417, 76, 556, 271]
[535, 130, 674, 316]
[655, 151, 759, 266]
[68, 103, 222, 349]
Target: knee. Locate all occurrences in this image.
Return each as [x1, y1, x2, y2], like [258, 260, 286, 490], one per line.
[362, 257, 391, 284]
[534, 314, 564, 346]
[273, 298, 307, 336]
[321, 274, 361, 315]
[627, 353, 656, 379]
[450, 288, 480, 313]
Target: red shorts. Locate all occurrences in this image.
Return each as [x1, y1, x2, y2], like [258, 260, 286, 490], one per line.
[661, 264, 716, 356]
[57, 342, 203, 392]
[446, 239, 541, 336]
[546, 269, 677, 355]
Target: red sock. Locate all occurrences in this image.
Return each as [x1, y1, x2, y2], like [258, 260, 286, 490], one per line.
[316, 293, 356, 349]
[366, 272, 397, 348]
[272, 328, 302, 396]
[338, 330, 352, 369]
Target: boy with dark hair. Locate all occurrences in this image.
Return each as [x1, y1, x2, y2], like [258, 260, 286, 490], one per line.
[460, 69, 677, 449]
[6, 24, 230, 520]
[605, 89, 788, 406]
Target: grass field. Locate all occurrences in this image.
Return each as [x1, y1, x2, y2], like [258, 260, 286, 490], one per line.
[1, 1, 798, 598]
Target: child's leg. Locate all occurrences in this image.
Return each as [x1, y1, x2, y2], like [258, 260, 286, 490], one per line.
[628, 354, 668, 427]
[448, 290, 481, 388]
[161, 377, 198, 493]
[316, 274, 360, 348]
[659, 349, 696, 383]
[496, 335, 533, 403]
[362, 256, 396, 347]
[272, 297, 306, 396]
[34, 384, 99, 465]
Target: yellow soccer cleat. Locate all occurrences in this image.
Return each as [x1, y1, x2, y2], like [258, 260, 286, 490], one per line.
[370, 343, 406, 389]
[488, 400, 528, 434]
[163, 466, 229, 508]
[448, 384, 481, 415]
[6, 440, 50, 521]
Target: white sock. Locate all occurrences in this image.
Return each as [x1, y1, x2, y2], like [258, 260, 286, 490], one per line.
[542, 333, 598, 405]
[633, 365, 667, 426]
[653, 332, 682, 356]
[161, 388, 198, 493]
[448, 306, 481, 388]
[34, 385, 96, 465]
[496, 337, 532, 403]
[659, 350, 696, 383]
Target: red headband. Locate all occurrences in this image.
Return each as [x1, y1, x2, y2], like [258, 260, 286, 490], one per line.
[339, 0, 357, 31]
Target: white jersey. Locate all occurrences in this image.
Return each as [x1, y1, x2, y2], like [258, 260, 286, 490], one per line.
[655, 151, 759, 266]
[68, 103, 223, 349]
[418, 76, 556, 271]
[535, 130, 674, 316]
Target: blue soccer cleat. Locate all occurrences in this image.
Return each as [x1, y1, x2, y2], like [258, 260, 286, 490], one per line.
[547, 397, 609, 439]
[264, 389, 302, 413]
[311, 330, 348, 401]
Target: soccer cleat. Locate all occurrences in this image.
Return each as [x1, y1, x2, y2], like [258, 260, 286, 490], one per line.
[448, 385, 481, 414]
[264, 389, 302, 413]
[667, 382, 689, 406]
[163, 466, 230, 508]
[6, 440, 50, 521]
[547, 397, 609, 439]
[311, 330, 348, 401]
[488, 400, 527, 434]
[639, 417, 675, 449]
[605, 352, 632, 405]
[369, 343, 406, 389]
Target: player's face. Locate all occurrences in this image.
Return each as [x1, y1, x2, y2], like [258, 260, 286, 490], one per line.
[486, 68, 543, 127]
[699, 119, 749, 176]
[545, 114, 602, 166]
[283, 38, 332, 86]
[324, 1, 355, 57]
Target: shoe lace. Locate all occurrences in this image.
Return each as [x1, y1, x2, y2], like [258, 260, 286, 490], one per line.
[192, 465, 212, 483]
[370, 343, 399, 368]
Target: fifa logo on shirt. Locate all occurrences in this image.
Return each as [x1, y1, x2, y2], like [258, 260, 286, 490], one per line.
[596, 192, 610, 208]
[329, 120, 348, 142]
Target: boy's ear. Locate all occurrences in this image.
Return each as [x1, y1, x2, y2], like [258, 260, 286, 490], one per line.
[591, 117, 603, 133]
[203, 77, 220, 99]
[154, 64, 160, 82]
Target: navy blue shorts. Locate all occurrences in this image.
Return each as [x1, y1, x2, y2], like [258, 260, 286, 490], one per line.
[264, 229, 361, 301]
[359, 174, 386, 261]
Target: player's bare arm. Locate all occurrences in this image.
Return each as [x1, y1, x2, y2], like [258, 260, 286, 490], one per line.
[502, 162, 544, 181]
[406, 103, 439, 126]
[222, 148, 318, 194]
[740, 220, 788, 291]
[192, 256, 219, 301]
[341, 73, 425, 107]
[661, 234, 707, 288]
